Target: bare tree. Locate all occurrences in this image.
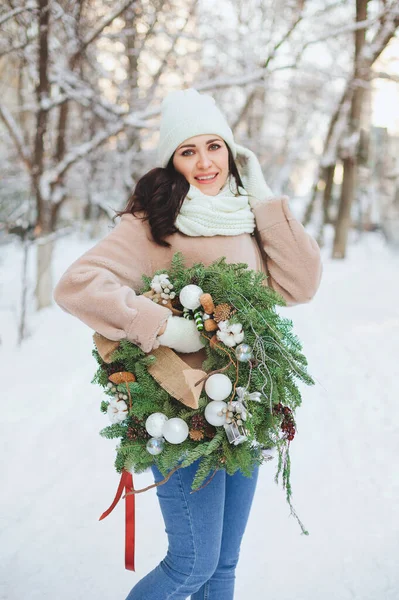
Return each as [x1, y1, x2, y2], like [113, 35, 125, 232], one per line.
[0, 0, 199, 309]
[302, 2, 399, 251]
[333, 2, 399, 257]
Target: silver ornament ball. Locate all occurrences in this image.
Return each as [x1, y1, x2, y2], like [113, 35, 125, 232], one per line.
[235, 343, 253, 362]
[146, 437, 165, 455]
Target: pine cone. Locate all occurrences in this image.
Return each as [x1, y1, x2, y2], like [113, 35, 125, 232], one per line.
[191, 414, 206, 429]
[214, 303, 233, 323]
[204, 423, 217, 439]
[189, 429, 204, 441]
[127, 416, 150, 441]
[102, 361, 125, 376]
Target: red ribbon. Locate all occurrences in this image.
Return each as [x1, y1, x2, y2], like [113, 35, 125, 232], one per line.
[99, 470, 135, 571]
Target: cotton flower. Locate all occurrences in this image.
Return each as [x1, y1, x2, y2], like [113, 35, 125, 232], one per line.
[216, 320, 245, 347]
[150, 273, 171, 294]
[150, 274, 175, 301]
[107, 398, 128, 423]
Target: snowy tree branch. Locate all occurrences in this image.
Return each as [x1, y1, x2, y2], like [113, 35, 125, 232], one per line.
[0, 2, 35, 26]
[71, 0, 139, 60]
[372, 70, 399, 83]
[0, 35, 37, 57]
[362, 6, 399, 66]
[263, 13, 304, 69]
[147, 1, 197, 97]
[40, 110, 155, 195]
[0, 103, 32, 169]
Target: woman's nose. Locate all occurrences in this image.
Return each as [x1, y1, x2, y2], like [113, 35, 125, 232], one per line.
[197, 152, 212, 169]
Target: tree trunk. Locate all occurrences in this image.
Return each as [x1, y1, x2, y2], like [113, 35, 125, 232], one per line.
[332, 0, 368, 259]
[36, 239, 54, 310]
[18, 239, 31, 344]
[303, 178, 320, 227]
[33, 0, 54, 309]
[332, 157, 356, 257]
[33, 0, 50, 234]
[315, 164, 336, 247]
[323, 164, 335, 224]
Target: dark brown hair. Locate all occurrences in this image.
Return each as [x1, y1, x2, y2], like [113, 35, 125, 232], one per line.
[114, 143, 245, 247]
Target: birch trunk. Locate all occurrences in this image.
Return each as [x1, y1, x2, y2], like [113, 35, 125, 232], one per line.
[36, 239, 54, 310]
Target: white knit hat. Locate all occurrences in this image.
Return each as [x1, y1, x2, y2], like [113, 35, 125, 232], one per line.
[157, 88, 237, 168]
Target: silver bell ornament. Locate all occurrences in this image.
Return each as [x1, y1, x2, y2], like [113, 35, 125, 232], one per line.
[146, 437, 165, 455]
[235, 343, 253, 362]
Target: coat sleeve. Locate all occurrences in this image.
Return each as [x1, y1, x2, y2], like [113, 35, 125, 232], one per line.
[252, 196, 323, 306]
[53, 214, 172, 353]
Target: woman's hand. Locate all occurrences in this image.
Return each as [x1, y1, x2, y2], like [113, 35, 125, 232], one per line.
[156, 315, 204, 353]
[235, 143, 274, 208]
[157, 322, 167, 337]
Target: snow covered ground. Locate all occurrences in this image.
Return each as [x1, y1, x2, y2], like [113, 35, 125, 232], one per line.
[1, 226, 398, 600]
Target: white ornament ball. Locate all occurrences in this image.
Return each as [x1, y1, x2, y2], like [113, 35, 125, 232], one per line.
[145, 412, 169, 438]
[205, 400, 228, 426]
[179, 285, 204, 310]
[205, 373, 233, 401]
[146, 437, 165, 455]
[162, 418, 189, 444]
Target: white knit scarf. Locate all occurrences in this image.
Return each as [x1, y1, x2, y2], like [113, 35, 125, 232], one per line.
[175, 176, 255, 237]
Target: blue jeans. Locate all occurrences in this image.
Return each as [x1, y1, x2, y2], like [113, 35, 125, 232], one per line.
[125, 458, 259, 600]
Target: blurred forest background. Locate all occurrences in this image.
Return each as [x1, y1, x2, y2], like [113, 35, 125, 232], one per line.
[1, 0, 398, 321]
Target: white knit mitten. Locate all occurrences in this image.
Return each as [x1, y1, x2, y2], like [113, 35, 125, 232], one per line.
[157, 315, 204, 353]
[235, 144, 274, 208]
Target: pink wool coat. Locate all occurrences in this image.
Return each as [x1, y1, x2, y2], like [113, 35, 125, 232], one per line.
[54, 196, 322, 368]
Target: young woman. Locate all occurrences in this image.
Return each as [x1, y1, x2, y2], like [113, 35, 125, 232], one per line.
[54, 88, 322, 599]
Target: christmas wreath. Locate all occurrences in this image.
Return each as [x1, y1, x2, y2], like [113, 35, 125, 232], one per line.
[92, 253, 314, 568]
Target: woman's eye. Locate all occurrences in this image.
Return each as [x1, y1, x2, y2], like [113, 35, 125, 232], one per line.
[181, 144, 221, 157]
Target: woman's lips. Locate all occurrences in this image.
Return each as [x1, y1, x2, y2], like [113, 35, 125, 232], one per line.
[194, 173, 218, 184]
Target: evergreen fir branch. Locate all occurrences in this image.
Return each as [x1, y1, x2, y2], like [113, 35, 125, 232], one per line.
[100, 423, 127, 439]
[179, 440, 214, 467]
[204, 429, 224, 454]
[191, 455, 218, 490]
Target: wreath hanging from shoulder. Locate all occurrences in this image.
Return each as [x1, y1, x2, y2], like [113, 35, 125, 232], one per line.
[92, 253, 314, 569]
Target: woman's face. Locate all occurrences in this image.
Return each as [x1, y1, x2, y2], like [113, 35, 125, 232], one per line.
[172, 134, 229, 195]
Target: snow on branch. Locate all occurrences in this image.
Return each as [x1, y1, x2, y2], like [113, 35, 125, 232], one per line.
[372, 71, 399, 83]
[361, 5, 399, 65]
[72, 0, 139, 59]
[302, 11, 391, 48]
[40, 121, 136, 196]
[0, 35, 37, 58]
[0, 104, 32, 169]
[263, 13, 304, 69]
[50, 69, 127, 119]
[0, 2, 35, 26]
[196, 5, 398, 92]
